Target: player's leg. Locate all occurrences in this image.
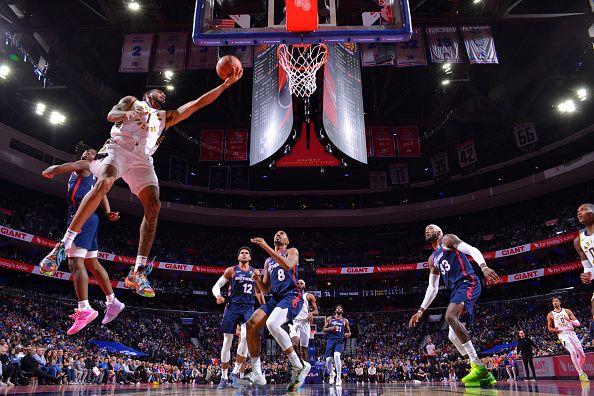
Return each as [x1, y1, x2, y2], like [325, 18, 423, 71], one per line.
[232, 324, 248, 387]
[86, 257, 125, 325]
[334, 351, 343, 386]
[288, 323, 301, 357]
[66, 164, 118, 249]
[266, 305, 311, 391]
[567, 332, 588, 380]
[218, 333, 234, 388]
[444, 303, 478, 363]
[447, 324, 468, 358]
[299, 323, 310, 361]
[124, 164, 160, 297]
[325, 342, 335, 384]
[66, 247, 98, 335]
[241, 308, 268, 386]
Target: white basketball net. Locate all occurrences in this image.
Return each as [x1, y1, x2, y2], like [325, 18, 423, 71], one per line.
[277, 44, 329, 97]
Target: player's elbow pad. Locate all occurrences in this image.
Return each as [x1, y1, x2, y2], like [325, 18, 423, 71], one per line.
[212, 275, 228, 297]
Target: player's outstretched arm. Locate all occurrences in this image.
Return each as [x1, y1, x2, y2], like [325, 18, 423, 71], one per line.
[251, 237, 299, 271]
[547, 313, 559, 333]
[212, 267, 234, 304]
[255, 288, 266, 306]
[107, 96, 141, 123]
[165, 68, 243, 128]
[442, 234, 500, 283]
[409, 256, 439, 328]
[42, 160, 90, 179]
[574, 237, 594, 285]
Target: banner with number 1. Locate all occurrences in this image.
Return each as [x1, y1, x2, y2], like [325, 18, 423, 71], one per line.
[119, 33, 154, 73]
[154, 32, 188, 71]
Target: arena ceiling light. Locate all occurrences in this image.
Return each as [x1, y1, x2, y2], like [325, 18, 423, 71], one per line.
[128, 1, 140, 11]
[442, 63, 452, 74]
[35, 103, 46, 115]
[577, 88, 588, 101]
[441, 79, 451, 86]
[473, 0, 482, 3]
[164, 70, 174, 79]
[0, 64, 10, 79]
[166, 85, 174, 91]
[49, 111, 66, 125]
[557, 99, 576, 113]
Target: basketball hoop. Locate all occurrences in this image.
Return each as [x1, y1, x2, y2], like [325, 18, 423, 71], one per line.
[277, 43, 329, 97]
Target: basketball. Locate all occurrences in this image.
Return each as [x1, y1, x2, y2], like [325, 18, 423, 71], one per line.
[216, 55, 242, 80]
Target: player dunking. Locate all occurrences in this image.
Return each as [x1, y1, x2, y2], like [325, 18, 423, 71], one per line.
[547, 297, 589, 381]
[323, 304, 351, 386]
[211, 246, 265, 389]
[40, 142, 125, 334]
[574, 204, 594, 316]
[409, 224, 500, 387]
[289, 280, 319, 360]
[40, 69, 243, 298]
[240, 231, 311, 391]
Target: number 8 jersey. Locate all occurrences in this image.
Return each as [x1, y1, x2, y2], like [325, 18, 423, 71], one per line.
[266, 250, 300, 298]
[228, 265, 256, 306]
[432, 240, 478, 291]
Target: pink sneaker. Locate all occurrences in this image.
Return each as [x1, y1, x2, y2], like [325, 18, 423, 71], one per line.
[102, 300, 125, 325]
[67, 308, 98, 335]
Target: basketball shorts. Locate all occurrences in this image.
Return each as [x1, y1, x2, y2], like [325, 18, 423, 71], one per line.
[91, 140, 158, 196]
[558, 331, 583, 352]
[325, 337, 345, 357]
[449, 275, 481, 325]
[67, 213, 99, 259]
[221, 304, 254, 334]
[289, 319, 311, 347]
[259, 293, 304, 322]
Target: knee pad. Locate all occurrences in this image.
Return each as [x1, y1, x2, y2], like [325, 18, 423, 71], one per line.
[221, 333, 234, 363]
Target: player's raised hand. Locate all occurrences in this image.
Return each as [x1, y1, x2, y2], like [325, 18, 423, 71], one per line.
[216, 296, 225, 305]
[107, 212, 120, 222]
[42, 166, 57, 179]
[251, 238, 269, 250]
[482, 267, 500, 283]
[224, 67, 243, 86]
[409, 311, 423, 328]
[252, 269, 262, 282]
[581, 272, 592, 284]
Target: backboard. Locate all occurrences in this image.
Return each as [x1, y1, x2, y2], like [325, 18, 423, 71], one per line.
[193, 0, 412, 46]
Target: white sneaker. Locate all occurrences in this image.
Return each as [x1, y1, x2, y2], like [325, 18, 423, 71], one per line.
[287, 361, 311, 391]
[335, 377, 342, 386]
[0, 381, 7, 387]
[329, 374, 335, 384]
[5, 381, 14, 387]
[238, 370, 266, 387]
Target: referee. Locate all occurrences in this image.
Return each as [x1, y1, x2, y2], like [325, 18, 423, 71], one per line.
[517, 330, 537, 381]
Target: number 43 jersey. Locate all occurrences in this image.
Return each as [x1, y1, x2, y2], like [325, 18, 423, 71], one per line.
[228, 265, 256, 306]
[432, 240, 477, 291]
[266, 250, 299, 299]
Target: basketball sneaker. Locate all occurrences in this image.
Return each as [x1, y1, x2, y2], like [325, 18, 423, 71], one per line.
[217, 378, 229, 389]
[287, 360, 311, 391]
[328, 373, 335, 384]
[335, 377, 342, 386]
[125, 268, 155, 298]
[39, 242, 67, 276]
[101, 300, 125, 325]
[67, 308, 98, 335]
[231, 373, 240, 389]
[462, 364, 496, 387]
[237, 370, 266, 387]
[579, 371, 590, 382]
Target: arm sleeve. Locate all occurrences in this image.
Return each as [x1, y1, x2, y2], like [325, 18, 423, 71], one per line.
[457, 241, 486, 266]
[420, 273, 440, 310]
[212, 275, 229, 298]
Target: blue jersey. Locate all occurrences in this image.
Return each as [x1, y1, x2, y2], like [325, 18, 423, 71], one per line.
[432, 240, 477, 291]
[327, 316, 346, 341]
[227, 265, 256, 306]
[265, 250, 299, 298]
[67, 172, 96, 218]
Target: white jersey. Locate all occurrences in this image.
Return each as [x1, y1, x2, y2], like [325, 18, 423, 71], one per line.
[109, 100, 167, 156]
[294, 292, 310, 322]
[579, 229, 594, 266]
[551, 308, 574, 333]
